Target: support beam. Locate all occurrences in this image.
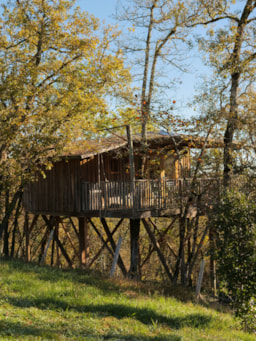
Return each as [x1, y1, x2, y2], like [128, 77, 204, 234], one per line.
[142, 218, 173, 281]
[69, 217, 79, 239]
[38, 216, 55, 263]
[28, 214, 39, 234]
[101, 218, 127, 277]
[129, 219, 140, 279]
[54, 233, 73, 268]
[88, 218, 114, 263]
[78, 217, 89, 268]
[60, 218, 80, 261]
[24, 212, 30, 262]
[87, 218, 124, 268]
[141, 216, 177, 268]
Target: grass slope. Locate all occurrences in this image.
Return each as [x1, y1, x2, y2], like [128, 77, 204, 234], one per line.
[0, 260, 254, 341]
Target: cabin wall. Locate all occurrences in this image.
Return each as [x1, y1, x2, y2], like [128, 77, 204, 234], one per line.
[23, 153, 131, 215]
[79, 153, 130, 182]
[23, 159, 81, 215]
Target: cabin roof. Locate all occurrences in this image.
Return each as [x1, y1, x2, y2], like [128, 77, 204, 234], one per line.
[62, 131, 223, 160]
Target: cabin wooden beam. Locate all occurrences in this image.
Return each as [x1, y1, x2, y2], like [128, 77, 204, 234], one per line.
[78, 217, 89, 268]
[55, 222, 60, 267]
[87, 218, 114, 258]
[51, 229, 55, 266]
[129, 219, 140, 279]
[87, 218, 124, 268]
[141, 216, 177, 269]
[69, 217, 79, 239]
[54, 231, 74, 268]
[142, 218, 173, 281]
[101, 218, 127, 277]
[28, 214, 39, 234]
[31, 225, 49, 262]
[24, 213, 39, 262]
[24, 212, 30, 262]
[60, 218, 80, 261]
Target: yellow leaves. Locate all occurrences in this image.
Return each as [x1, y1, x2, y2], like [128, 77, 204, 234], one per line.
[208, 29, 214, 37]
[128, 24, 135, 32]
[0, 0, 131, 187]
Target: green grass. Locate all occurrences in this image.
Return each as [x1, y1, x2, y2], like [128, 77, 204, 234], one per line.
[0, 260, 254, 340]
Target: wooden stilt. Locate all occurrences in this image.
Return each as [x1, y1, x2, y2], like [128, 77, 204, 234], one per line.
[24, 212, 30, 262]
[69, 217, 79, 239]
[209, 225, 217, 296]
[88, 218, 114, 260]
[87, 218, 124, 268]
[78, 217, 89, 268]
[101, 218, 127, 277]
[54, 233, 74, 268]
[51, 230, 55, 266]
[129, 219, 140, 279]
[60, 218, 80, 261]
[37, 216, 54, 263]
[142, 218, 173, 281]
[141, 216, 178, 268]
[28, 214, 39, 235]
[55, 223, 60, 267]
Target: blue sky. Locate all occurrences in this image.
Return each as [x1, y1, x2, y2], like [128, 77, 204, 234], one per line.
[75, 0, 210, 118]
[76, 0, 117, 23]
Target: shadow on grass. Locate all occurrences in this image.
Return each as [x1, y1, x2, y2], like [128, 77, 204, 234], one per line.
[6, 296, 211, 330]
[0, 320, 58, 339]
[0, 321, 181, 341]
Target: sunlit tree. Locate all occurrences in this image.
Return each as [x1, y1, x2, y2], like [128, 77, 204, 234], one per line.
[0, 0, 131, 244]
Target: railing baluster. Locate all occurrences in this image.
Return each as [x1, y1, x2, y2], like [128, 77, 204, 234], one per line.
[80, 178, 223, 213]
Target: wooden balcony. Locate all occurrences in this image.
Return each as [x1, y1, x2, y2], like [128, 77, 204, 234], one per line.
[81, 178, 222, 218]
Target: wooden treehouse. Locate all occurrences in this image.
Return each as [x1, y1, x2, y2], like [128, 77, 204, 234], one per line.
[23, 130, 222, 280]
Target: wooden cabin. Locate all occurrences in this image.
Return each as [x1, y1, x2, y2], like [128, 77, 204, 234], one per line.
[22, 131, 223, 276]
[23, 131, 221, 219]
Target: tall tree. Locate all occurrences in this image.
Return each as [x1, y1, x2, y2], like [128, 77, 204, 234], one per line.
[0, 0, 131, 244]
[197, 0, 256, 185]
[117, 0, 204, 172]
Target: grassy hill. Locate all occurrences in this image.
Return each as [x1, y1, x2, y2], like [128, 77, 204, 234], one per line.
[0, 260, 254, 340]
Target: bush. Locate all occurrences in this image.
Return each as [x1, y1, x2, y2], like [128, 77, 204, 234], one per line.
[212, 190, 256, 333]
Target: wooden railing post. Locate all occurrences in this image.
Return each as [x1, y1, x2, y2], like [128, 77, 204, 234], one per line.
[126, 125, 136, 216]
[79, 217, 89, 268]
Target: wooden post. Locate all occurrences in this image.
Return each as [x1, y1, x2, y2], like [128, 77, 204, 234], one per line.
[79, 217, 89, 268]
[126, 125, 136, 214]
[55, 222, 60, 267]
[126, 125, 135, 183]
[209, 225, 217, 296]
[196, 259, 205, 299]
[129, 219, 140, 279]
[101, 218, 127, 277]
[87, 218, 124, 268]
[142, 218, 173, 281]
[40, 229, 54, 265]
[24, 212, 30, 262]
[110, 237, 123, 277]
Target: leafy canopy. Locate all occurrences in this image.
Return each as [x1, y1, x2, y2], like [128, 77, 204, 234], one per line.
[0, 0, 131, 178]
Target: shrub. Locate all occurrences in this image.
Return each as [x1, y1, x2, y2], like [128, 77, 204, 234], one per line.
[212, 190, 256, 333]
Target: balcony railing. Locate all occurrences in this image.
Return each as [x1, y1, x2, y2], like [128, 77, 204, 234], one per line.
[81, 178, 222, 213]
